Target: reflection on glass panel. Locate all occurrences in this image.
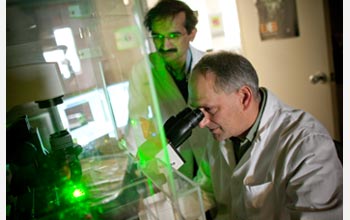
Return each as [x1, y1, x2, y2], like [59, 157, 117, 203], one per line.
[43, 27, 81, 79]
[6, 0, 206, 219]
[43, 28, 81, 79]
[53, 28, 81, 74]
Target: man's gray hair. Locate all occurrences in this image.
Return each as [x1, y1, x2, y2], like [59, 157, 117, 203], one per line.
[192, 51, 260, 101]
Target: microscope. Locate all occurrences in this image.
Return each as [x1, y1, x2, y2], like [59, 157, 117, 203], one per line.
[6, 63, 85, 219]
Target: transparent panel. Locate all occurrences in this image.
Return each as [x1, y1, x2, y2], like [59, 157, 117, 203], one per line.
[6, 0, 205, 219]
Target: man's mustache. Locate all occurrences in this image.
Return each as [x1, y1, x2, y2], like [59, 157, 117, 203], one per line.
[158, 48, 177, 53]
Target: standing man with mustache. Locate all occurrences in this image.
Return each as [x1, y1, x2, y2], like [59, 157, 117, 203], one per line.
[143, 0, 202, 102]
[127, 0, 216, 208]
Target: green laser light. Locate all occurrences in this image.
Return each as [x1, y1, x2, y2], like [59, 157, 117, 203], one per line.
[73, 188, 85, 198]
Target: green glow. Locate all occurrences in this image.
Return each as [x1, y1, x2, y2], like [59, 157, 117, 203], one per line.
[144, 54, 177, 199]
[130, 118, 138, 126]
[147, 178, 154, 196]
[61, 182, 87, 204]
[151, 32, 182, 41]
[73, 188, 85, 198]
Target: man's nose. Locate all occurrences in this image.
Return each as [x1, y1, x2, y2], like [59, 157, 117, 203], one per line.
[162, 38, 174, 50]
[198, 116, 210, 128]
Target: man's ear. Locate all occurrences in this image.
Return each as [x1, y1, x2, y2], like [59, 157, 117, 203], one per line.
[238, 86, 253, 111]
[189, 28, 197, 41]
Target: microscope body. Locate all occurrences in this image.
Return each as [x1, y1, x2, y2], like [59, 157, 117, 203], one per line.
[7, 115, 84, 219]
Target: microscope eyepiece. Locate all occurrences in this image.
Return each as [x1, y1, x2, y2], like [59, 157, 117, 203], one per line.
[164, 108, 204, 149]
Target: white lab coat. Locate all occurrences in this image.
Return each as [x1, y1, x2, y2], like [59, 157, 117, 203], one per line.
[127, 45, 214, 181]
[128, 45, 204, 124]
[208, 89, 343, 220]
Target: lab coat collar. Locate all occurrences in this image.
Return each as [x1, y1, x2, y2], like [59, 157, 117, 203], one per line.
[219, 140, 237, 169]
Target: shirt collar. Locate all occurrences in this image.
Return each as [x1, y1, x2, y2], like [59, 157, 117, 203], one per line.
[166, 48, 193, 81]
[233, 87, 267, 144]
[185, 47, 193, 75]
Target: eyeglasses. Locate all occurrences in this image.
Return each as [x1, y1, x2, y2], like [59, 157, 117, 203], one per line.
[150, 32, 183, 42]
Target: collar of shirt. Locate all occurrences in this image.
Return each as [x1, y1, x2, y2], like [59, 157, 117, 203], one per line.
[230, 88, 268, 161]
[245, 87, 267, 142]
[185, 48, 193, 78]
[166, 48, 193, 81]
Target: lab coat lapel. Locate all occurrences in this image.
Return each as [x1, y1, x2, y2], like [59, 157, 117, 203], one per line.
[219, 140, 237, 169]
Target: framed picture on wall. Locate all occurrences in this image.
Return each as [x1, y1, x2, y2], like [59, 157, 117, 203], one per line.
[255, 0, 299, 40]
